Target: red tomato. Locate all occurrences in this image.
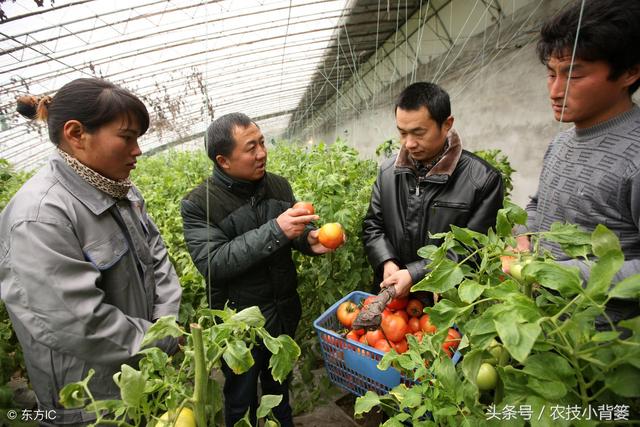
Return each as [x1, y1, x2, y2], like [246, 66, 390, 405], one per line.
[442, 328, 462, 357]
[292, 201, 314, 215]
[353, 328, 365, 336]
[395, 310, 409, 323]
[381, 314, 408, 343]
[419, 314, 437, 334]
[408, 317, 421, 333]
[392, 338, 408, 354]
[336, 301, 360, 329]
[406, 299, 424, 317]
[374, 339, 391, 353]
[365, 329, 384, 346]
[359, 334, 368, 345]
[386, 297, 409, 311]
[381, 308, 392, 320]
[346, 330, 360, 341]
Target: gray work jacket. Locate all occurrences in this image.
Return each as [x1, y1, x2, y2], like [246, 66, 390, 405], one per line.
[0, 152, 181, 425]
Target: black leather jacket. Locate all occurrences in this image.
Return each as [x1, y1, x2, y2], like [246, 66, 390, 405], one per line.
[362, 130, 504, 285]
[181, 167, 315, 336]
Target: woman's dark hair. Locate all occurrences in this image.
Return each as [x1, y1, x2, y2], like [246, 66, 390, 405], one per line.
[16, 78, 150, 145]
[537, 0, 640, 94]
[205, 112, 257, 165]
[395, 82, 451, 127]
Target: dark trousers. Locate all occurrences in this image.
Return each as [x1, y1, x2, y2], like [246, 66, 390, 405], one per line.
[222, 345, 293, 427]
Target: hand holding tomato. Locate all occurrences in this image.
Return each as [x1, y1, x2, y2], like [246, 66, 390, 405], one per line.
[276, 208, 318, 239]
[292, 201, 315, 215]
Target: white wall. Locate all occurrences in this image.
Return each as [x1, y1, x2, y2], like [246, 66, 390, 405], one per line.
[293, 0, 571, 208]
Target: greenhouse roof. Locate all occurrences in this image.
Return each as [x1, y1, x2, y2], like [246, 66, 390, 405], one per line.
[2, 0, 527, 171]
[1, 0, 438, 169]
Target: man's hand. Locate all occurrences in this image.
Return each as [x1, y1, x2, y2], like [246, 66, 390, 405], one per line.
[501, 235, 531, 274]
[307, 228, 346, 254]
[383, 260, 400, 279]
[276, 208, 318, 240]
[380, 269, 413, 298]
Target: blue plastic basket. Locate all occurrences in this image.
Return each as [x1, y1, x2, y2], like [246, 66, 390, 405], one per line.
[313, 291, 461, 396]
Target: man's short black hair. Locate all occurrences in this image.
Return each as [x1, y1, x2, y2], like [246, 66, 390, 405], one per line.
[537, 0, 640, 94]
[205, 112, 256, 165]
[395, 82, 451, 127]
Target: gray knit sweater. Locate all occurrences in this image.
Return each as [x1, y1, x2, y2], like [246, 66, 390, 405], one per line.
[526, 104, 640, 285]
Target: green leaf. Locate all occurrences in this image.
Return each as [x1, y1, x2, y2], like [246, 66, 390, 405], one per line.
[605, 364, 640, 397]
[268, 334, 301, 383]
[425, 299, 469, 330]
[494, 314, 541, 363]
[417, 245, 439, 261]
[522, 353, 576, 386]
[354, 391, 381, 416]
[591, 331, 621, 342]
[223, 339, 255, 375]
[141, 316, 183, 348]
[609, 274, 640, 299]
[256, 394, 283, 418]
[591, 224, 622, 257]
[458, 279, 485, 303]
[618, 316, 640, 339]
[230, 306, 266, 328]
[585, 250, 624, 301]
[413, 259, 464, 293]
[524, 261, 583, 297]
[544, 223, 592, 258]
[117, 364, 146, 407]
[451, 225, 474, 246]
[59, 383, 89, 409]
[233, 411, 253, 427]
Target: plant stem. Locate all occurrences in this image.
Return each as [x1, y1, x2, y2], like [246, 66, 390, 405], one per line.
[191, 323, 208, 427]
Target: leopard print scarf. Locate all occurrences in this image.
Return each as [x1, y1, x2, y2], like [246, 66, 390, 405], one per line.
[57, 148, 132, 199]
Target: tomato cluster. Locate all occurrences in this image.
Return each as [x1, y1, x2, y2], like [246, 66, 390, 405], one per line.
[335, 296, 461, 357]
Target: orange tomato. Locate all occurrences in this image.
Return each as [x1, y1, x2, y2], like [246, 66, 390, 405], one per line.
[336, 301, 359, 329]
[419, 314, 437, 334]
[318, 223, 345, 249]
[393, 338, 408, 354]
[408, 317, 421, 333]
[292, 201, 314, 214]
[374, 339, 391, 353]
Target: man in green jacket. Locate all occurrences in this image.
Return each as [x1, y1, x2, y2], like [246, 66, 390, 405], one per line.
[181, 112, 338, 427]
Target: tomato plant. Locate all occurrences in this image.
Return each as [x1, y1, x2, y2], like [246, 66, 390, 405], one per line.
[355, 201, 640, 425]
[59, 307, 299, 427]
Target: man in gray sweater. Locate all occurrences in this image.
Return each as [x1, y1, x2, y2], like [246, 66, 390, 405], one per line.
[509, 0, 640, 328]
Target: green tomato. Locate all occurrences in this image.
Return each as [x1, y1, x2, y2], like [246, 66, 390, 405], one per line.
[487, 339, 509, 366]
[476, 363, 498, 391]
[509, 262, 524, 280]
[158, 408, 196, 427]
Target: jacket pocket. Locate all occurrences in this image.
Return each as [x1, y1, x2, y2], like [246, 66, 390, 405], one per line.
[83, 231, 129, 270]
[430, 201, 471, 228]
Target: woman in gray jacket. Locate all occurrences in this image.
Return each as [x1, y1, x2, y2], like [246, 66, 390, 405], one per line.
[0, 78, 182, 426]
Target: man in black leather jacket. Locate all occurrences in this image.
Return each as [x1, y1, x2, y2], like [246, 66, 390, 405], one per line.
[181, 113, 338, 427]
[362, 82, 504, 298]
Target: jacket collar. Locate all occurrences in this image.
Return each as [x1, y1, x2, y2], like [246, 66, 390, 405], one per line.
[50, 150, 139, 215]
[213, 166, 266, 198]
[394, 129, 463, 178]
